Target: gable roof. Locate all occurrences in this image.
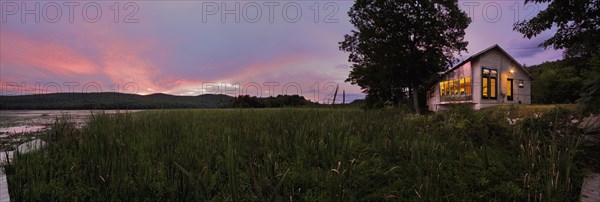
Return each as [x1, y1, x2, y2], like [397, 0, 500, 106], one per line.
[439, 44, 534, 79]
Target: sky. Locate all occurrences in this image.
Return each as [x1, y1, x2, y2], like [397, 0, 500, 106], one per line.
[0, 1, 562, 103]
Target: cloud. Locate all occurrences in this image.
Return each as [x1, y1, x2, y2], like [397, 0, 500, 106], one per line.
[0, 31, 100, 76]
[1, 0, 561, 99]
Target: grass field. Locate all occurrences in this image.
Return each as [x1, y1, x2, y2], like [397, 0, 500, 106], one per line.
[3, 106, 587, 201]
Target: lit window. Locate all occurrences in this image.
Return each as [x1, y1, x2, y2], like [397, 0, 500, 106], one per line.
[439, 76, 473, 101]
[465, 77, 471, 95]
[444, 81, 450, 95]
[482, 77, 488, 98]
[491, 78, 496, 98]
[482, 67, 497, 99]
[454, 79, 459, 94]
[459, 78, 465, 95]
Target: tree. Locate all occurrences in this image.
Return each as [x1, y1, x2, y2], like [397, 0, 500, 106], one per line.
[529, 59, 584, 103]
[578, 55, 600, 113]
[514, 0, 600, 57]
[339, 0, 470, 112]
[514, 0, 600, 112]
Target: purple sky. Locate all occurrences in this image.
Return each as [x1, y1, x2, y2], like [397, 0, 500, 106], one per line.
[0, 1, 561, 102]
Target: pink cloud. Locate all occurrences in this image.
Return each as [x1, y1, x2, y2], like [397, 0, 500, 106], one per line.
[0, 31, 99, 76]
[1, 23, 175, 94]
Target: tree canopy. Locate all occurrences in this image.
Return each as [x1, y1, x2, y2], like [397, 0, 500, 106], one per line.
[221, 95, 316, 108]
[514, 0, 600, 57]
[339, 0, 470, 111]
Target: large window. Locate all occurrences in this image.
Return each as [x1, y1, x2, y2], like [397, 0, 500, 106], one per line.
[482, 68, 497, 99]
[439, 77, 472, 101]
[465, 77, 472, 95]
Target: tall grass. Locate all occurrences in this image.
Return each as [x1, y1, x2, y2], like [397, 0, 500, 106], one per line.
[4, 108, 584, 201]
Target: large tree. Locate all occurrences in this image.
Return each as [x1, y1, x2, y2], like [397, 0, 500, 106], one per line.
[340, 0, 470, 111]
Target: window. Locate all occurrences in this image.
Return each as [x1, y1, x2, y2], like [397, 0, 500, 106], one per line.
[449, 80, 454, 95]
[482, 67, 497, 99]
[444, 81, 449, 95]
[518, 79, 524, 88]
[454, 79, 459, 94]
[465, 77, 471, 95]
[482, 77, 488, 98]
[459, 78, 465, 95]
[491, 78, 496, 98]
[438, 77, 473, 101]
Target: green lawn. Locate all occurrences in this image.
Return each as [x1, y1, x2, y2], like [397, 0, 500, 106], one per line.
[4, 107, 585, 201]
[483, 104, 579, 119]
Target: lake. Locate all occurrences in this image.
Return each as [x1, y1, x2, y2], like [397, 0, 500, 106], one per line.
[0, 110, 143, 135]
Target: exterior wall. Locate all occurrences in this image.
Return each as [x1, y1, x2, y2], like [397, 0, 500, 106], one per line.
[427, 47, 532, 112]
[472, 49, 532, 109]
[472, 58, 482, 109]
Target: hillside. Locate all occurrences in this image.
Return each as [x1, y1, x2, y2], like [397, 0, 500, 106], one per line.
[0, 93, 234, 110]
[528, 56, 599, 104]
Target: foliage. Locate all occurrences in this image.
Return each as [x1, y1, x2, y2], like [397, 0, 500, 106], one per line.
[221, 95, 316, 108]
[577, 55, 600, 114]
[514, 0, 600, 57]
[4, 108, 585, 201]
[529, 58, 583, 103]
[339, 0, 470, 110]
[528, 56, 599, 106]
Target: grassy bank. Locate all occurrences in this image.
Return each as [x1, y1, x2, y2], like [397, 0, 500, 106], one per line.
[4, 107, 585, 201]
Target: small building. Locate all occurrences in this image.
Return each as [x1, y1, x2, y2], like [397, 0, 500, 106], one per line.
[427, 44, 533, 111]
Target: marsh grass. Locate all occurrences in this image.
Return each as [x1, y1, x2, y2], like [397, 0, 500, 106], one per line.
[4, 108, 585, 201]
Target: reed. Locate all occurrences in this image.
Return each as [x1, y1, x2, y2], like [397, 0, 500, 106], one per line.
[3, 107, 585, 201]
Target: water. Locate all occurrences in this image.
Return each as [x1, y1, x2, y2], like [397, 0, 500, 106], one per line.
[0, 126, 46, 138]
[0, 110, 143, 134]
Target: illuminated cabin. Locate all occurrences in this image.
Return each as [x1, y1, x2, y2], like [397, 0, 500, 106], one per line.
[427, 44, 533, 111]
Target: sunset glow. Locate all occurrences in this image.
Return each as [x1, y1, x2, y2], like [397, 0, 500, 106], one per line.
[0, 1, 561, 102]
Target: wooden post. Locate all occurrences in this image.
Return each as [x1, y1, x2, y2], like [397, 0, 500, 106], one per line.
[332, 84, 339, 105]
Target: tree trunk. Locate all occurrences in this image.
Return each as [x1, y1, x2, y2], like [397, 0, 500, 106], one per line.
[412, 87, 421, 114]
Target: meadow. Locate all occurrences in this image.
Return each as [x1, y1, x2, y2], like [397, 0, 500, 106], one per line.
[3, 106, 586, 201]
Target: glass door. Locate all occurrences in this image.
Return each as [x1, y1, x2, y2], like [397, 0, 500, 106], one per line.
[507, 78, 513, 101]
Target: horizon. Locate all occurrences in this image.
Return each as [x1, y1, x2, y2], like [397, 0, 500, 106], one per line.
[0, 1, 562, 103]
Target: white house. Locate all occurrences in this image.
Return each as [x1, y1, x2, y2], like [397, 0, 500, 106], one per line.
[427, 44, 534, 111]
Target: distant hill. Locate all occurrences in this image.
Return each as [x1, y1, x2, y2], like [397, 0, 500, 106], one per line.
[0, 93, 234, 110]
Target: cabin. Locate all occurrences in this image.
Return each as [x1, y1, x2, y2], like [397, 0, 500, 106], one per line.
[427, 44, 533, 111]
